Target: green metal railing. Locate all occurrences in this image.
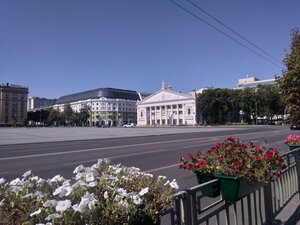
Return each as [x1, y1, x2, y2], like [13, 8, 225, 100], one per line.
[164, 147, 300, 225]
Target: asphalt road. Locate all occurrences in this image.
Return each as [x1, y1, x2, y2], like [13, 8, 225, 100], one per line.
[0, 126, 296, 191]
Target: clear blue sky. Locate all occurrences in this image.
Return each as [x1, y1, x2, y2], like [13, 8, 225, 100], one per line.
[0, 0, 299, 99]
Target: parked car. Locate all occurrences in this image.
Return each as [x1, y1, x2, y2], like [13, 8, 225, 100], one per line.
[123, 123, 135, 128]
[290, 123, 300, 130]
[98, 124, 110, 128]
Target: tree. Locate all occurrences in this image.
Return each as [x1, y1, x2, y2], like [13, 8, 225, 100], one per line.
[63, 103, 74, 125]
[47, 108, 61, 126]
[278, 28, 300, 123]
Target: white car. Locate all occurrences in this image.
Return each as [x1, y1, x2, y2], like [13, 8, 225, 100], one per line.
[123, 123, 135, 128]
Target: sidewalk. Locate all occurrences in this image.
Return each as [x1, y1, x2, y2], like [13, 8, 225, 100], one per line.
[274, 194, 300, 225]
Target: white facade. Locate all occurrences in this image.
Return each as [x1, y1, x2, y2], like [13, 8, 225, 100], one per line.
[137, 85, 196, 126]
[237, 76, 275, 89]
[53, 98, 137, 126]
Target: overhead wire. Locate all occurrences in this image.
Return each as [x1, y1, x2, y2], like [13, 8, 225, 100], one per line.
[185, 0, 284, 66]
[167, 0, 285, 69]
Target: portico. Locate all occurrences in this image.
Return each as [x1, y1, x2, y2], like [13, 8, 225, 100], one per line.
[137, 83, 196, 126]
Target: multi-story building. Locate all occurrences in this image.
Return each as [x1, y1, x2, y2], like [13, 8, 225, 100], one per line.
[53, 87, 146, 126]
[137, 82, 196, 126]
[27, 97, 57, 111]
[237, 76, 275, 89]
[0, 83, 29, 126]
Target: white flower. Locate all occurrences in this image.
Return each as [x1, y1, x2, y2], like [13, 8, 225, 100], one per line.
[30, 176, 39, 182]
[73, 164, 85, 174]
[138, 187, 149, 196]
[9, 178, 20, 186]
[117, 188, 127, 197]
[53, 185, 72, 197]
[30, 208, 41, 217]
[72, 180, 87, 188]
[104, 191, 109, 199]
[85, 173, 95, 182]
[88, 181, 97, 187]
[73, 192, 97, 213]
[50, 175, 64, 183]
[75, 173, 84, 180]
[55, 200, 71, 212]
[23, 170, 32, 178]
[43, 200, 57, 208]
[170, 179, 179, 189]
[45, 213, 62, 221]
[132, 195, 143, 205]
[158, 175, 167, 180]
[0, 178, 6, 185]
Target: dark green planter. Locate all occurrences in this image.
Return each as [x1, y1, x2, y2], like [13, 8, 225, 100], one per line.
[131, 216, 160, 225]
[288, 145, 300, 151]
[195, 172, 220, 197]
[214, 174, 264, 201]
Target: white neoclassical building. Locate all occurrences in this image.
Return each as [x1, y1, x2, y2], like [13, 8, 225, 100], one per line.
[137, 83, 196, 126]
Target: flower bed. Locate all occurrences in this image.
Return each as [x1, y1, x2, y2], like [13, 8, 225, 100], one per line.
[180, 136, 286, 200]
[284, 133, 300, 147]
[180, 136, 286, 183]
[0, 159, 178, 225]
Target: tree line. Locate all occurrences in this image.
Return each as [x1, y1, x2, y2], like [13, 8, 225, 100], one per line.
[196, 85, 285, 125]
[197, 28, 300, 125]
[27, 104, 90, 126]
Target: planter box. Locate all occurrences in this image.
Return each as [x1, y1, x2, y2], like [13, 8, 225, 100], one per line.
[195, 172, 220, 197]
[214, 174, 265, 201]
[288, 145, 300, 151]
[131, 216, 160, 225]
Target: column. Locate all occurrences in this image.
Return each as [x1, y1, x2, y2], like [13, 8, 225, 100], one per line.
[177, 104, 179, 125]
[149, 107, 152, 125]
[183, 104, 186, 125]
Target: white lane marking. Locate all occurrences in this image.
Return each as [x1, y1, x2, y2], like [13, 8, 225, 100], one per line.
[63, 149, 167, 166]
[0, 129, 282, 161]
[145, 163, 180, 173]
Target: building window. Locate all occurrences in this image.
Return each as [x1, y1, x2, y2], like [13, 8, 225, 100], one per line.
[188, 108, 191, 115]
[178, 104, 182, 108]
[156, 106, 160, 110]
[167, 105, 171, 109]
[141, 111, 143, 117]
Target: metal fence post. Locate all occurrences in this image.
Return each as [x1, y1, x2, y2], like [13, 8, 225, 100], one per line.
[295, 149, 300, 197]
[263, 183, 273, 224]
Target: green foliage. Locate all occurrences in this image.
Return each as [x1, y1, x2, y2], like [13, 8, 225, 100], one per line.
[278, 28, 300, 123]
[197, 85, 285, 125]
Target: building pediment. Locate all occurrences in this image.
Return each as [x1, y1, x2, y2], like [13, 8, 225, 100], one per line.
[138, 90, 194, 105]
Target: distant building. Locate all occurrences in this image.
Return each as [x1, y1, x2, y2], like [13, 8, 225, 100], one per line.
[0, 83, 29, 126]
[27, 97, 57, 111]
[53, 87, 148, 126]
[137, 82, 196, 126]
[237, 76, 275, 89]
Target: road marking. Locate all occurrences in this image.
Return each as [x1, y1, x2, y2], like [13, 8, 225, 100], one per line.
[63, 149, 168, 166]
[145, 163, 180, 173]
[0, 130, 283, 161]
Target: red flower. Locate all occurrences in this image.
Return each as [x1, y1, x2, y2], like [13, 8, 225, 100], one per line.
[254, 155, 261, 161]
[187, 153, 193, 159]
[199, 160, 207, 168]
[179, 164, 185, 169]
